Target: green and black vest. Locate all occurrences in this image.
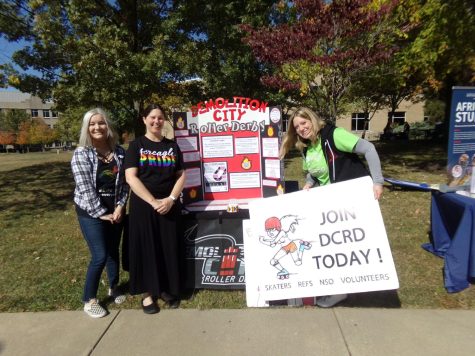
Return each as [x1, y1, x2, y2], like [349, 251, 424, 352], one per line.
[305, 125, 369, 184]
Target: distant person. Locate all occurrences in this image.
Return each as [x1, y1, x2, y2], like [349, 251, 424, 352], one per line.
[280, 107, 384, 308]
[71, 108, 129, 318]
[124, 103, 185, 314]
[382, 119, 393, 140]
[403, 122, 410, 139]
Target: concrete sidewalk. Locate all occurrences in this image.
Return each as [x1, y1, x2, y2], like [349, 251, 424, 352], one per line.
[1, 308, 474, 356]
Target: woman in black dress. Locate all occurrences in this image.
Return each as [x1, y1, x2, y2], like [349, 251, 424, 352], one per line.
[124, 103, 185, 314]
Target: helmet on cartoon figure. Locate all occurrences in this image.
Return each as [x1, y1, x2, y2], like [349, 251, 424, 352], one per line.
[265, 217, 281, 231]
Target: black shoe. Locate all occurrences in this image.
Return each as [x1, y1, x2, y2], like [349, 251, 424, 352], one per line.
[167, 299, 181, 309]
[141, 298, 160, 314]
[160, 291, 175, 303]
[160, 292, 180, 309]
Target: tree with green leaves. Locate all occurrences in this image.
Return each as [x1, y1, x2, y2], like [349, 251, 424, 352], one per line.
[424, 99, 445, 123]
[53, 106, 87, 145]
[173, 0, 283, 101]
[0, 64, 9, 88]
[0, 108, 30, 132]
[0, 0, 197, 134]
[401, 0, 475, 120]
[348, 63, 390, 123]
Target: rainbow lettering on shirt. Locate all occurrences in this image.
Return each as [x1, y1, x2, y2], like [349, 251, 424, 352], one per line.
[139, 148, 176, 167]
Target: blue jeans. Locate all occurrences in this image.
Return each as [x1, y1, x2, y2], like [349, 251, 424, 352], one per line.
[77, 214, 123, 302]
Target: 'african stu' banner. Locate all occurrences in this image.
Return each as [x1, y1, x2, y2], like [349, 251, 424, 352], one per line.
[244, 176, 399, 305]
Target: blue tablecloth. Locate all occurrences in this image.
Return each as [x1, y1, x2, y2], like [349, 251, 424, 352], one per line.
[422, 191, 475, 292]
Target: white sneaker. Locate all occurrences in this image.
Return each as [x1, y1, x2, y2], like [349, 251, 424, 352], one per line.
[84, 300, 107, 318]
[315, 294, 348, 308]
[108, 287, 126, 304]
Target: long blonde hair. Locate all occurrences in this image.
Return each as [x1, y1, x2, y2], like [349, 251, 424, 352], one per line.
[78, 108, 118, 149]
[279, 107, 326, 159]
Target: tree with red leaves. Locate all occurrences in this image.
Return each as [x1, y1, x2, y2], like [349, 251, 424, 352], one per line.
[242, 0, 399, 122]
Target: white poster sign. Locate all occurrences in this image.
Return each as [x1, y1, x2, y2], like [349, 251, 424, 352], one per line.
[202, 135, 234, 158]
[230, 172, 261, 189]
[262, 137, 279, 158]
[235, 137, 259, 154]
[264, 159, 281, 179]
[244, 176, 398, 305]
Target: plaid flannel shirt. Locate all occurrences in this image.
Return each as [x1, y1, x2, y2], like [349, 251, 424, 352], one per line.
[71, 145, 129, 218]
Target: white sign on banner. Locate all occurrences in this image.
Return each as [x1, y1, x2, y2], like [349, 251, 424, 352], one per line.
[244, 176, 399, 306]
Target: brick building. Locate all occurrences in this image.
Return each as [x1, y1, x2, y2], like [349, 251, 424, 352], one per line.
[337, 99, 425, 140]
[0, 90, 59, 128]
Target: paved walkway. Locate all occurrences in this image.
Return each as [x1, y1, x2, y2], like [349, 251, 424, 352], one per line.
[1, 308, 475, 356]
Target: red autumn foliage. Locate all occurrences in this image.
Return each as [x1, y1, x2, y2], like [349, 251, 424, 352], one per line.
[0, 131, 16, 145]
[242, 0, 399, 90]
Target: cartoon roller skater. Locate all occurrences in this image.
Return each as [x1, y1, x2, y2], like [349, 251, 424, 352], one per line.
[259, 215, 312, 280]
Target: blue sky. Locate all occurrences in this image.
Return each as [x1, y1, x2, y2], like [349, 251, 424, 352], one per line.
[0, 37, 24, 66]
[0, 37, 37, 92]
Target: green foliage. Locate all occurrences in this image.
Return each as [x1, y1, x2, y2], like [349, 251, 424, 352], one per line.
[53, 107, 85, 143]
[424, 98, 445, 123]
[388, 0, 475, 112]
[174, 0, 279, 100]
[0, 109, 30, 132]
[0, 0, 196, 133]
[0, 65, 8, 88]
[1, 0, 472, 131]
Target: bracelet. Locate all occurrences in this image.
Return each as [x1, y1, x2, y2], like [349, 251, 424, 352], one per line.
[169, 194, 177, 202]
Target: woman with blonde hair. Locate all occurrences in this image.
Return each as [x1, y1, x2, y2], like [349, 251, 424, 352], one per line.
[72, 108, 129, 318]
[280, 107, 384, 307]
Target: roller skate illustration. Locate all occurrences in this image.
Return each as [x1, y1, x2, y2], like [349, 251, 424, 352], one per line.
[277, 269, 289, 279]
[258, 215, 313, 280]
[299, 240, 312, 250]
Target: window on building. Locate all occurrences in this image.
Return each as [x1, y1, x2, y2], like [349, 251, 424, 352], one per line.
[51, 111, 58, 118]
[43, 109, 51, 118]
[351, 113, 369, 131]
[389, 112, 405, 126]
[31, 109, 39, 117]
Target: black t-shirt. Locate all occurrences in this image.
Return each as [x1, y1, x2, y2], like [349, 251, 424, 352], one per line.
[76, 157, 118, 217]
[96, 158, 118, 213]
[124, 136, 184, 197]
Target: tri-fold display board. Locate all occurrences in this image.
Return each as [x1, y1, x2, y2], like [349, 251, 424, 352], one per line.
[173, 97, 285, 209]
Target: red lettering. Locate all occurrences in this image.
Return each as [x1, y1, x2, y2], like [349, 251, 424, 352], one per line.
[213, 110, 223, 121]
[259, 101, 268, 112]
[191, 97, 267, 115]
[215, 97, 225, 109]
[249, 99, 259, 110]
[206, 99, 215, 112]
[237, 109, 246, 120]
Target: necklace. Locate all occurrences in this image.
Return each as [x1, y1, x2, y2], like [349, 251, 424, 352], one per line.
[97, 150, 112, 162]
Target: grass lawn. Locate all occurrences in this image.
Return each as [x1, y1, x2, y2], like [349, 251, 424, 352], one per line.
[1, 141, 474, 312]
